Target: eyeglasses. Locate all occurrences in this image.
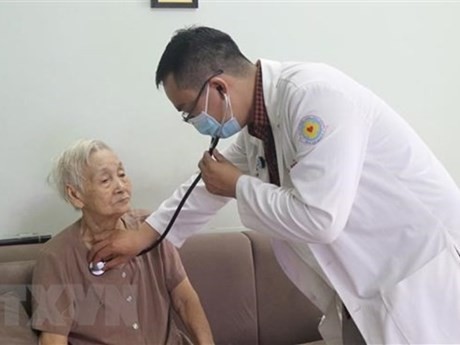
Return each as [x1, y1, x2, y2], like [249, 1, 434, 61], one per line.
[181, 70, 223, 122]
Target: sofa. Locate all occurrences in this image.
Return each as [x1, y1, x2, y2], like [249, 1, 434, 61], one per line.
[0, 230, 324, 345]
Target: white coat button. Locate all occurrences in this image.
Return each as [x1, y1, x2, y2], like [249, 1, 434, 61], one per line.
[121, 272, 127, 278]
[126, 295, 133, 302]
[132, 322, 139, 330]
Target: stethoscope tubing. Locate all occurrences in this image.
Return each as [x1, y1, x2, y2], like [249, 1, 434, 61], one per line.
[136, 136, 220, 256]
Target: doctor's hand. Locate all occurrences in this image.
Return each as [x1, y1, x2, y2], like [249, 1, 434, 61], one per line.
[87, 222, 158, 271]
[198, 149, 243, 198]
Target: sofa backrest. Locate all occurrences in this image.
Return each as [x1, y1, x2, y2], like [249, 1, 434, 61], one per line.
[179, 231, 259, 345]
[0, 231, 323, 345]
[179, 231, 322, 345]
[0, 243, 43, 263]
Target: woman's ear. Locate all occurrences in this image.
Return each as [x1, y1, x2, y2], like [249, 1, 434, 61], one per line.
[66, 185, 84, 209]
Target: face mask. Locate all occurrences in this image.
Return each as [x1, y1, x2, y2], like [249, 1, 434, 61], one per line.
[189, 86, 241, 139]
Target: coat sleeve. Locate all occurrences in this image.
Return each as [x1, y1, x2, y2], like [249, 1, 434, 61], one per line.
[236, 83, 372, 244]
[145, 133, 250, 247]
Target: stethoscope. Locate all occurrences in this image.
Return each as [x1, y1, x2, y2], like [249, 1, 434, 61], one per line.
[89, 136, 220, 276]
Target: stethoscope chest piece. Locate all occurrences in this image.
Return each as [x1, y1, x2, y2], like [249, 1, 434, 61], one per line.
[89, 261, 106, 276]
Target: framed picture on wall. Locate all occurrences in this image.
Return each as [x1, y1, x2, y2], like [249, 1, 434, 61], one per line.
[151, 0, 198, 8]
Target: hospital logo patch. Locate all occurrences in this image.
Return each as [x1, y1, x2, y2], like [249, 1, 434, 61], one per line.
[298, 115, 325, 145]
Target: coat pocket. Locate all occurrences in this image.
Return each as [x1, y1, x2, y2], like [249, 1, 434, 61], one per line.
[381, 245, 460, 344]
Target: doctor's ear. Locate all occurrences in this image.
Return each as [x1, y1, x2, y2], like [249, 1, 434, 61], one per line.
[216, 85, 225, 97]
[209, 75, 227, 97]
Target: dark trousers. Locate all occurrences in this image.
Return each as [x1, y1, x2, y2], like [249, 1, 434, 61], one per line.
[342, 306, 367, 345]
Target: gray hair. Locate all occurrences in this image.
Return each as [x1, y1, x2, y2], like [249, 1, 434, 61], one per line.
[48, 139, 112, 203]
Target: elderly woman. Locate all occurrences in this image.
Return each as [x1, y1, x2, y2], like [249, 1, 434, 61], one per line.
[31, 139, 214, 345]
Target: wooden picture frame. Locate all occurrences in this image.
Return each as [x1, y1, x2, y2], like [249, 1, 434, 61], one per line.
[151, 0, 198, 8]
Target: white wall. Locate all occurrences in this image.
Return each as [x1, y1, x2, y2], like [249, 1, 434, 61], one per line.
[1, 0, 459, 238]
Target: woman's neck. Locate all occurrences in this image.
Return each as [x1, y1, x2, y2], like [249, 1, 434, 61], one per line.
[80, 212, 125, 247]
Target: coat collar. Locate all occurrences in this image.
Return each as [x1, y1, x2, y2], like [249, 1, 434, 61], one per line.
[259, 59, 283, 127]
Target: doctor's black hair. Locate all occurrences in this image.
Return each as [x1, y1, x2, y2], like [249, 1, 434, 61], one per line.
[155, 26, 253, 90]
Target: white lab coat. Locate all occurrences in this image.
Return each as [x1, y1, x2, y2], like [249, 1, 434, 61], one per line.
[147, 59, 460, 344]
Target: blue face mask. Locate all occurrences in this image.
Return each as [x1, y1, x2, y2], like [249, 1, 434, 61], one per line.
[189, 86, 241, 139]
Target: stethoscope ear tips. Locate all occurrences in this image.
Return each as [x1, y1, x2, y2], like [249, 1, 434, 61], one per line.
[89, 261, 106, 276]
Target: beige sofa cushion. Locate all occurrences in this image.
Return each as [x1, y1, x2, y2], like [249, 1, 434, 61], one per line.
[0, 261, 35, 316]
[0, 291, 38, 344]
[0, 244, 43, 263]
[179, 232, 258, 345]
[243, 231, 322, 345]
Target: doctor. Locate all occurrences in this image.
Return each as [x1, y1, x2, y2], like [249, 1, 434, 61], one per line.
[90, 26, 460, 344]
